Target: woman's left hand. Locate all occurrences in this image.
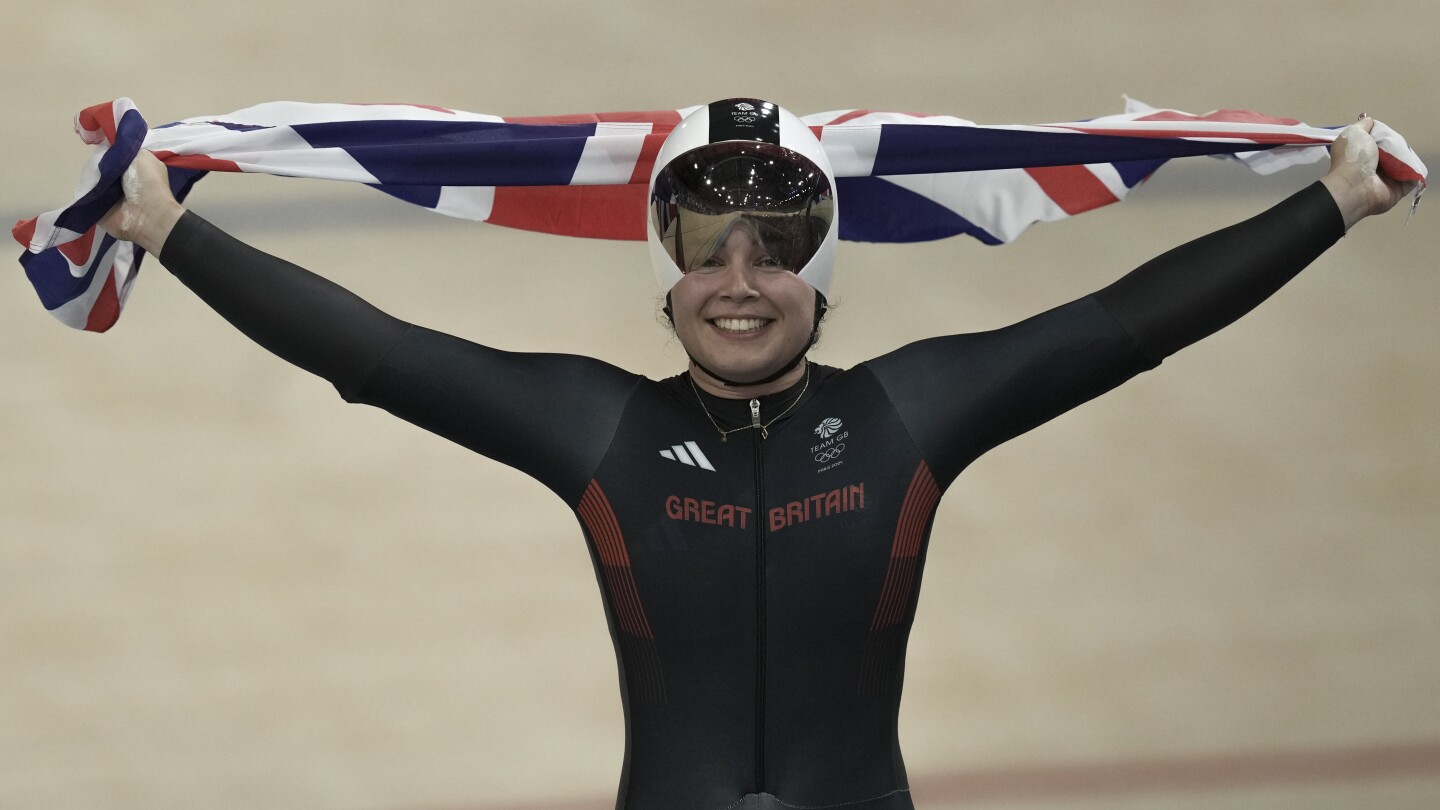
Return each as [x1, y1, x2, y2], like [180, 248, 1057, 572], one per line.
[1320, 115, 1418, 230]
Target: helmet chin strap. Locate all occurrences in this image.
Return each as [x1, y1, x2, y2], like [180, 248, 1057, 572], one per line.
[665, 290, 828, 389]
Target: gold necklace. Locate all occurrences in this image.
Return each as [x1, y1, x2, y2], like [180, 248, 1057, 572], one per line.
[688, 362, 811, 442]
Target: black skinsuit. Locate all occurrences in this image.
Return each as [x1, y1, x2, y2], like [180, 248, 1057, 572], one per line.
[157, 184, 1343, 809]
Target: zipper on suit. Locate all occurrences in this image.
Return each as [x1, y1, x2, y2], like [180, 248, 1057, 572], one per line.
[749, 397, 768, 792]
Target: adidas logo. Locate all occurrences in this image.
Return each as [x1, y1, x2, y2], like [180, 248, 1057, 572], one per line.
[659, 440, 715, 471]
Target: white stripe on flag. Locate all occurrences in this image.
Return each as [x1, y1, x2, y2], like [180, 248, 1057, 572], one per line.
[881, 167, 1066, 244]
[171, 101, 504, 127]
[24, 211, 77, 256]
[569, 123, 651, 185]
[1085, 162, 1131, 202]
[435, 185, 497, 221]
[147, 123, 384, 184]
[816, 121, 881, 178]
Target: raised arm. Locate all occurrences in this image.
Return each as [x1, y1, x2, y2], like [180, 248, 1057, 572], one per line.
[866, 117, 1418, 486]
[100, 151, 407, 398]
[99, 152, 639, 503]
[1094, 116, 1415, 362]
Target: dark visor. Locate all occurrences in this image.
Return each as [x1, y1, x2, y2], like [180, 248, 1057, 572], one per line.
[650, 141, 834, 275]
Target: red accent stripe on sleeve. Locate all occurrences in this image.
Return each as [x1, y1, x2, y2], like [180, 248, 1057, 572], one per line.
[578, 503, 643, 636]
[578, 481, 655, 639]
[870, 462, 940, 632]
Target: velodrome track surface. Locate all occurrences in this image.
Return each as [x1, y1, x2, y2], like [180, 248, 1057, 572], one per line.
[2, 2, 1437, 808]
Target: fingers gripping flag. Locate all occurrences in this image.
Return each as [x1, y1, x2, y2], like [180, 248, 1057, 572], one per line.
[13, 99, 210, 331]
[15, 97, 1427, 332]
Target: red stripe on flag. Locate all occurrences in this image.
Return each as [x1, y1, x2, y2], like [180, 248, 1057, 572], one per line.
[75, 101, 120, 145]
[499, 111, 682, 187]
[1025, 165, 1121, 216]
[1066, 125, 1328, 145]
[598, 110, 681, 128]
[57, 226, 98, 267]
[504, 113, 601, 125]
[824, 110, 878, 126]
[84, 268, 121, 333]
[626, 111, 685, 184]
[152, 151, 244, 173]
[490, 185, 647, 240]
[350, 102, 456, 114]
[504, 110, 683, 126]
[1135, 109, 1303, 127]
[12, 217, 38, 249]
[821, 110, 945, 126]
[1378, 151, 1426, 184]
[629, 132, 669, 185]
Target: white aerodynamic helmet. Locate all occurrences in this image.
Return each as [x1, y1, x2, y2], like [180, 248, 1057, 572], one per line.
[647, 99, 838, 298]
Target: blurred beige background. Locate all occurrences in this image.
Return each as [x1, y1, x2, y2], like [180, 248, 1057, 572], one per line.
[2, 2, 1437, 808]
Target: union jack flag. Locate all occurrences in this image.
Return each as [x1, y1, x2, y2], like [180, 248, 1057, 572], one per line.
[14, 98, 1426, 332]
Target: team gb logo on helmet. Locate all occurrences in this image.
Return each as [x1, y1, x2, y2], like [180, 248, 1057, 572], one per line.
[731, 101, 758, 124]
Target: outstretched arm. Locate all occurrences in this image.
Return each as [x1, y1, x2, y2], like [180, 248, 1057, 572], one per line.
[865, 117, 1418, 486]
[100, 152, 408, 397]
[1093, 116, 1416, 362]
[99, 152, 639, 502]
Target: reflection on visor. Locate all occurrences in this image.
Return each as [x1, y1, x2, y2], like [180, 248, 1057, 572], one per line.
[651, 142, 834, 275]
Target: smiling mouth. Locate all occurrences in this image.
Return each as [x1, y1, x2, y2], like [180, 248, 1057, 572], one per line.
[710, 317, 773, 333]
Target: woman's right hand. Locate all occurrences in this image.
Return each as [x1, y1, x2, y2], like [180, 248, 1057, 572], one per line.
[99, 150, 185, 254]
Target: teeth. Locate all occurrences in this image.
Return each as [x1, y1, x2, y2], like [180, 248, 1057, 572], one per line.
[713, 318, 769, 333]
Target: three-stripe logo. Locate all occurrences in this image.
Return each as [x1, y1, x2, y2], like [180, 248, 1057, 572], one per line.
[659, 441, 715, 472]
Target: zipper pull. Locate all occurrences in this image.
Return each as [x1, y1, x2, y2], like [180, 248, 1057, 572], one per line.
[750, 398, 766, 440]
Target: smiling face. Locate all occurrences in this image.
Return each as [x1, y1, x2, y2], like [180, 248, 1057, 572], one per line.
[669, 222, 818, 397]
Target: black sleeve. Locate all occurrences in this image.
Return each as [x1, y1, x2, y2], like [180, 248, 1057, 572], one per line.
[160, 211, 408, 399]
[864, 297, 1154, 486]
[158, 211, 640, 503]
[1093, 180, 1345, 363]
[865, 181, 1346, 487]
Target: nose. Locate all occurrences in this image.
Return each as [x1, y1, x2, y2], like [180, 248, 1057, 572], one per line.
[716, 259, 760, 300]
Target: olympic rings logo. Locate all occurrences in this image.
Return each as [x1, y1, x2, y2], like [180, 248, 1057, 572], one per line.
[813, 444, 846, 463]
